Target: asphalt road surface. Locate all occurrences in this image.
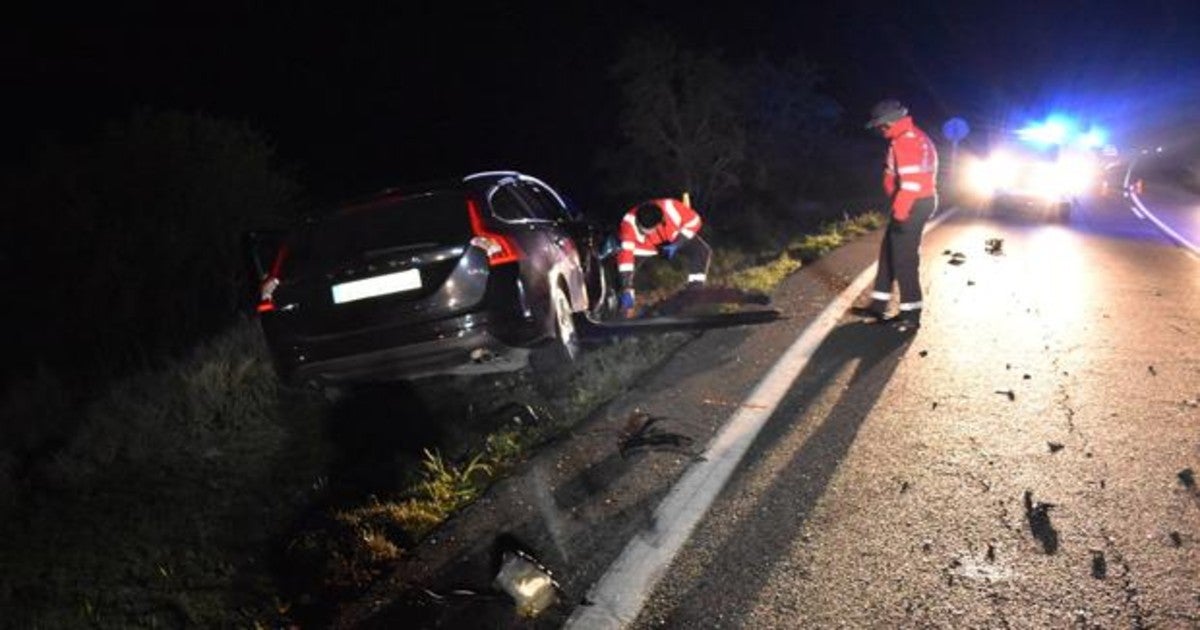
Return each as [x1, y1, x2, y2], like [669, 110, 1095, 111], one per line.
[1135, 179, 1200, 256]
[337, 183, 1198, 630]
[627, 192, 1200, 628]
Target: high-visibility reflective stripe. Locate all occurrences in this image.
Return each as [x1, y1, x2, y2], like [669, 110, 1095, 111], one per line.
[680, 228, 696, 239]
[663, 199, 683, 225]
[901, 181, 923, 192]
[634, 249, 657, 257]
[618, 263, 635, 272]
[898, 301, 923, 311]
[687, 273, 707, 283]
[621, 242, 636, 250]
[870, 291, 891, 301]
[897, 165, 922, 174]
[623, 215, 646, 242]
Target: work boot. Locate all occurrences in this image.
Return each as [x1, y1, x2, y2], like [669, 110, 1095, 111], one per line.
[849, 304, 888, 320]
[885, 310, 921, 332]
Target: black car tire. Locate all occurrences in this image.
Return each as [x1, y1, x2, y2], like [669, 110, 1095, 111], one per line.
[588, 262, 618, 321]
[531, 282, 580, 372]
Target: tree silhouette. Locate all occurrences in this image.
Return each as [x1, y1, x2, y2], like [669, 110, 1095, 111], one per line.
[1, 109, 301, 381]
[600, 35, 843, 243]
[604, 34, 746, 213]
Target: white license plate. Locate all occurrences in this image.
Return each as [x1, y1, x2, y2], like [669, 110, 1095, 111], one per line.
[331, 269, 422, 304]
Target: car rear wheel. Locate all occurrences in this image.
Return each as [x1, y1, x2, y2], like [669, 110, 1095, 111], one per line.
[531, 282, 580, 371]
[587, 260, 617, 321]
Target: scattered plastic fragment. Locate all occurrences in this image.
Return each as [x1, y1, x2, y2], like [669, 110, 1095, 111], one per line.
[1091, 550, 1107, 579]
[618, 411, 696, 459]
[919, 350, 928, 358]
[1023, 374, 1031, 380]
[1048, 442, 1064, 453]
[985, 543, 996, 563]
[1169, 531, 1183, 547]
[995, 389, 1016, 401]
[493, 548, 559, 618]
[494, 402, 541, 426]
[948, 252, 967, 266]
[967, 280, 975, 286]
[1178, 468, 1196, 489]
[985, 238, 1004, 255]
[1024, 490, 1059, 554]
[1148, 365, 1157, 376]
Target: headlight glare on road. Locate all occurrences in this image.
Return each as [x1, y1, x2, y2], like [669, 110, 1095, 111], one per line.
[966, 152, 1019, 197]
[1056, 155, 1098, 195]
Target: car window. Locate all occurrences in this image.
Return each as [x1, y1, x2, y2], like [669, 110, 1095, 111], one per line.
[489, 184, 538, 221]
[288, 191, 470, 273]
[518, 181, 571, 221]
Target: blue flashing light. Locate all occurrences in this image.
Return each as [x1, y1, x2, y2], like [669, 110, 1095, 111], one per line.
[1077, 127, 1106, 149]
[1016, 115, 1110, 149]
[1018, 116, 1074, 146]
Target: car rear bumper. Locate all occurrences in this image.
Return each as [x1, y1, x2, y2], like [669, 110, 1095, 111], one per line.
[277, 316, 533, 385]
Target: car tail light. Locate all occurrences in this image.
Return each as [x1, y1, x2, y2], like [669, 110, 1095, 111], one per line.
[256, 245, 288, 314]
[467, 199, 520, 266]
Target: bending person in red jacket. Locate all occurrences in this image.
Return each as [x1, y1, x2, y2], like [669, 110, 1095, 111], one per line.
[853, 99, 939, 331]
[616, 198, 712, 317]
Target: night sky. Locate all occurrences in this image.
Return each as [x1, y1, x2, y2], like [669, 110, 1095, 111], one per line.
[6, 1, 1199, 206]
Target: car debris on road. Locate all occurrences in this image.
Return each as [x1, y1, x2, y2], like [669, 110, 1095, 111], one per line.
[1023, 490, 1059, 554]
[617, 411, 698, 460]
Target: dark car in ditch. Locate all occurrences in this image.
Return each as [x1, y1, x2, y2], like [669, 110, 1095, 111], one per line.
[252, 171, 614, 386]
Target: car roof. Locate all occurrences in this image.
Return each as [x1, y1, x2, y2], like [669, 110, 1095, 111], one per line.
[340, 170, 524, 208]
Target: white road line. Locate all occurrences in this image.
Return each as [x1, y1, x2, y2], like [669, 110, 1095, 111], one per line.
[1130, 191, 1200, 259]
[565, 208, 959, 629]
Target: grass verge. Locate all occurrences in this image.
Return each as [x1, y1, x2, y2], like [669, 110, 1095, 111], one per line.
[0, 209, 884, 627]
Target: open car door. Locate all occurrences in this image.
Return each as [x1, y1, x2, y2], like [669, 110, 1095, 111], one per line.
[240, 229, 287, 314]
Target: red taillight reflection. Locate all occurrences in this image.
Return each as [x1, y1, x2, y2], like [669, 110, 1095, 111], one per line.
[256, 245, 288, 314]
[466, 199, 519, 266]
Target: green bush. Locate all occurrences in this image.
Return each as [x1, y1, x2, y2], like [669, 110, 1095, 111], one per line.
[2, 109, 302, 380]
[725, 253, 802, 294]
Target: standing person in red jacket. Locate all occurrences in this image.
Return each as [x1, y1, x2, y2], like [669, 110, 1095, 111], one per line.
[852, 99, 939, 331]
[616, 198, 711, 317]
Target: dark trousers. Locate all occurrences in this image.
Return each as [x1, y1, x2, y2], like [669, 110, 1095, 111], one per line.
[677, 235, 712, 283]
[619, 235, 713, 291]
[869, 196, 937, 317]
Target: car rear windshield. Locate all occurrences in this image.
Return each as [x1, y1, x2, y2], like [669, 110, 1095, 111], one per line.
[291, 190, 471, 271]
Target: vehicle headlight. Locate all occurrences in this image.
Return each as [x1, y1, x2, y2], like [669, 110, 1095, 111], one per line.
[1056, 156, 1097, 195]
[966, 153, 1019, 196]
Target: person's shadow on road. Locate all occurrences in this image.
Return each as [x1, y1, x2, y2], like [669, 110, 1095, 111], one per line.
[651, 318, 917, 625]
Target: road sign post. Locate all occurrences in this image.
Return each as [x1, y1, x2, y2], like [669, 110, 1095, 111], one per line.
[941, 117, 970, 197]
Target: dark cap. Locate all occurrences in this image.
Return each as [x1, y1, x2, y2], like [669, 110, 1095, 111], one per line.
[634, 202, 663, 231]
[866, 99, 909, 129]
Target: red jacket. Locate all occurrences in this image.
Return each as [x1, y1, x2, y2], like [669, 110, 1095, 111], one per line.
[616, 198, 702, 273]
[882, 116, 938, 221]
